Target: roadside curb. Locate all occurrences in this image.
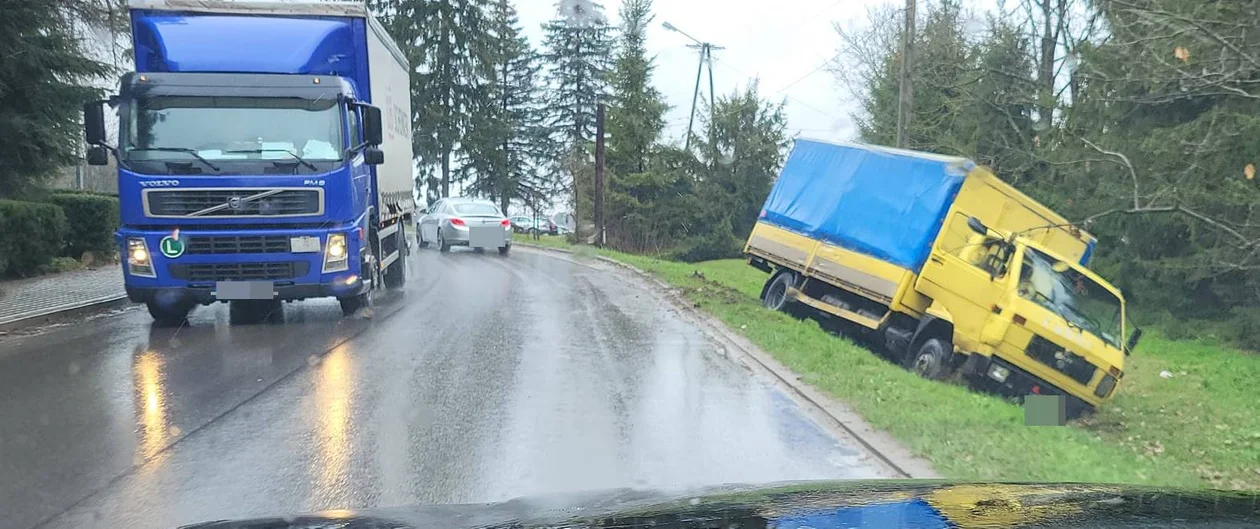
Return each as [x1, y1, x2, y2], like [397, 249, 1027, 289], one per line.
[0, 294, 131, 333]
[516, 242, 940, 479]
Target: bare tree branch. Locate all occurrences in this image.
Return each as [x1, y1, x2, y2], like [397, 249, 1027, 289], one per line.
[1080, 137, 1141, 210]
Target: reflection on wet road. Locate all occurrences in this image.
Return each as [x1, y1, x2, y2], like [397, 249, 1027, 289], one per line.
[0, 247, 888, 529]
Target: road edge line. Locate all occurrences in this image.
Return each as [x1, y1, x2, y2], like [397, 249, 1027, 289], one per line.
[0, 294, 131, 332]
[516, 242, 940, 479]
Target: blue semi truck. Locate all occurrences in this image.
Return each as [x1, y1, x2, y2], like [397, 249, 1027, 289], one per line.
[83, 0, 415, 324]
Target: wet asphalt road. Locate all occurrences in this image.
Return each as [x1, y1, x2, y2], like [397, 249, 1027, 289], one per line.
[0, 245, 888, 529]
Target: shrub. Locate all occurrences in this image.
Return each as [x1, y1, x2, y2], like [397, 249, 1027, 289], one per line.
[48, 192, 119, 258]
[0, 200, 69, 277]
[669, 217, 744, 263]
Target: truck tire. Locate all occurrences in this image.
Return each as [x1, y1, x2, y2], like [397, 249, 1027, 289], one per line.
[340, 244, 377, 316]
[230, 300, 283, 325]
[338, 293, 369, 316]
[147, 300, 192, 327]
[762, 271, 795, 312]
[907, 337, 953, 380]
[437, 229, 451, 253]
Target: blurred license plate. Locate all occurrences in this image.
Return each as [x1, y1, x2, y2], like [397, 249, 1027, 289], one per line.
[469, 226, 505, 248]
[290, 236, 320, 253]
[215, 281, 275, 300]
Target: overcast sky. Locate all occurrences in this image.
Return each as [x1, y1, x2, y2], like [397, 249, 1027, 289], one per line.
[516, 0, 899, 145]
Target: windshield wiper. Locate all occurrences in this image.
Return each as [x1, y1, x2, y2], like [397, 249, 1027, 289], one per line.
[129, 147, 220, 171]
[224, 149, 318, 171]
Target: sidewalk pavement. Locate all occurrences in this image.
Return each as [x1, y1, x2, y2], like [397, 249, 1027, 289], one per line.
[0, 266, 127, 327]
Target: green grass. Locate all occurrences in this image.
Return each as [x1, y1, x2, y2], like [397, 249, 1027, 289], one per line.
[514, 234, 1260, 489]
[513, 233, 575, 250]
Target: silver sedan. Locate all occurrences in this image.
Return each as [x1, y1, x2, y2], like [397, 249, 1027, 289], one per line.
[416, 198, 513, 254]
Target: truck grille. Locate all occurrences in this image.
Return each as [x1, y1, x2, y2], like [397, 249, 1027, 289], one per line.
[168, 262, 309, 281]
[144, 188, 322, 217]
[186, 235, 291, 255]
[1027, 335, 1097, 386]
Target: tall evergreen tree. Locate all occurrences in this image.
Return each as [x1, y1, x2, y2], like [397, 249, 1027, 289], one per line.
[372, 0, 492, 202]
[605, 0, 667, 177]
[698, 82, 788, 242]
[463, 0, 548, 214]
[540, 0, 614, 157]
[0, 0, 114, 196]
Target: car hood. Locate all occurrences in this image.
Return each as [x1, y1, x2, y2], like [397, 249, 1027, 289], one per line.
[179, 480, 1260, 529]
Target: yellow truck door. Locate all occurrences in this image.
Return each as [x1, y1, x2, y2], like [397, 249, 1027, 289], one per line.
[915, 211, 1011, 350]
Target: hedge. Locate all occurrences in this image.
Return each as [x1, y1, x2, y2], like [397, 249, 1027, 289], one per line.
[0, 200, 69, 277]
[48, 192, 120, 258]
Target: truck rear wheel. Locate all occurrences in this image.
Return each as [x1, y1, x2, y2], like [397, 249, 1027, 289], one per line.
[147, 300, 192, 327]
[907, 337, 953, 380]
[762, 271, 795, 311]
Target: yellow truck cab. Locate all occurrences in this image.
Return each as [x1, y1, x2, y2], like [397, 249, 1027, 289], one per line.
[745, 139, 1140, 416]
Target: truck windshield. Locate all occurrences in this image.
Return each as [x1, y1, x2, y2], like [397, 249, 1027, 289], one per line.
[1018, 247, 1123, 349]
[123, 96, 344, 164]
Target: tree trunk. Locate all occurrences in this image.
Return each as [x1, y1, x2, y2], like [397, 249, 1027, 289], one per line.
[441, 149, 450, 198]
[1037, 0, 1056, 127]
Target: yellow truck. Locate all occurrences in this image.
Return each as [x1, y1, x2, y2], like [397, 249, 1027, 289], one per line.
[745, 139, 1141, 416]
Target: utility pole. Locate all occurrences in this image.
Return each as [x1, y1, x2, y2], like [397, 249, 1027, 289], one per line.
[895, 0, 916, 148]
[664, 22, 722, 151]
[594, 103, 606, 248]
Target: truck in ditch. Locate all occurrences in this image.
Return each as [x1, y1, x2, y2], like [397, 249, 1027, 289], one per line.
[745, 139, 1141, 416]
[83, 0, 414, 324]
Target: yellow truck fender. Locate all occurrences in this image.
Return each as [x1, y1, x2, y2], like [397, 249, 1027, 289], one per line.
[911, 301, 956, 353]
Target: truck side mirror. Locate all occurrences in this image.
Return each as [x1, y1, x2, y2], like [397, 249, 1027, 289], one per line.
[362, 105, 384, 146]
[363, 146, 384, 165]
[86, 145, 110, 166]
[84, 101, 107, 145]
[967, 216, 988, 235]
[1125, 327, 1142, 355]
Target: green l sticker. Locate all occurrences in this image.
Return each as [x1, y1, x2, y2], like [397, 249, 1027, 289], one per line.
[159, 236, 184, 258]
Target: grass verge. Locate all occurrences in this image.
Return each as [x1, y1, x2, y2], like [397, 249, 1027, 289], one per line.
[515, 234, 1260, 489]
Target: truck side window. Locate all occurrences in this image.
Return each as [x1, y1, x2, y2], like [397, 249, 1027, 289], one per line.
[954, 232, 1011, 278]
[348, 106, 362, 148]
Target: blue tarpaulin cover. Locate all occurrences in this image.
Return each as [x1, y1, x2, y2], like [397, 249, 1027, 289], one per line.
[760, 139, 969, 272]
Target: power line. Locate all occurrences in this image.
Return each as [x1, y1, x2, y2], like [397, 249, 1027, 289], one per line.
[772, 53, 840, 96]
[780, 0, 847, 36]
[709, 56, 842, 122]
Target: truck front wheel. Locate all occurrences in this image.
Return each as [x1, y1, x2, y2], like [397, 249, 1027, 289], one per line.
[907, 337, 953, 380]
[147, 300, 192, 327]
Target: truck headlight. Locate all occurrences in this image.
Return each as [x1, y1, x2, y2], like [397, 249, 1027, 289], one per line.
[1095, 374, 1117, 398]
[127, 237, 155, 278]
[988, 364, 1010, 383]
[323, 233, 349, 273]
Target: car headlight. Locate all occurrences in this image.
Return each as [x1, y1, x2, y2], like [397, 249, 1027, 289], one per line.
[323, 233, 349, 273]
[127, 237, 155, 278]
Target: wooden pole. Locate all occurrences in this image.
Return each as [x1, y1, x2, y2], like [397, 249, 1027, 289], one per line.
[594, 103, 606, 247]
[896, 0, 916, 148]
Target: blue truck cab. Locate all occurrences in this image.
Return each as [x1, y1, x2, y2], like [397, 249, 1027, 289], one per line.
[83, 0, 415, 324]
